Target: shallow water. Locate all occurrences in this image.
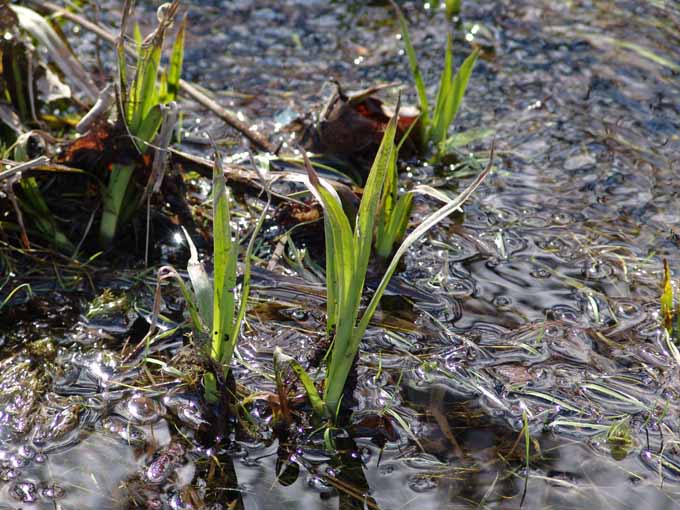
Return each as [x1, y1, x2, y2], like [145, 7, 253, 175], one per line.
[2, 0, 680, 508]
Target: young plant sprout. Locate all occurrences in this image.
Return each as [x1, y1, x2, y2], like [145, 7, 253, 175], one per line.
[293, 106, 492, 421]
[661, 259, 680, 343]
[99, 1, 185, 247]
[393, 1, 479, 159]
[374, 119, 418, 258]
[183, 152, 267, 401]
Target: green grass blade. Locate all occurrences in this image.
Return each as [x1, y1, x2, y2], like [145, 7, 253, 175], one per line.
[304, 156, 355, 320]
[133, 22, 143, 53]
[376, 117, 418, 257]
[433, 46, 480, 147]
[317, 182, 355, 367]
[99, 163, 135, 246]
[375, 147, 398, 258]
[356, 152, 493, 342]
[135, 104, 163, 151]
[159, 71, 168, 103]
[167, 16, 186, 102]
[581, 383, 647, 410]
[441, 126, 495, 154]
[353, 108, 398, 287]
[0, 283, 33, 312]
[117, 43, 129, 122]
[274, 347, 326, 419]
[18, 178, 74, 252]
[290, 359, 326, 419]
[160, 263, 204, 332]
[391, 192, 413, 241]
[443, 47, 480, 134]
[376, 191, 413, 258]
[430, 35, 455, 144]
[130, 44, 162, 134]
[12, 138, 73, 252]
[392, 1, 429, 135]
[446, 0, 462, 17]
[324, 211, 339, 336]
[661, 259, 673, 332]
[211, 152, 237, 366]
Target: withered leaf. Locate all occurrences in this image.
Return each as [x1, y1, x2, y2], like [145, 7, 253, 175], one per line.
[302, 82, 422, 174]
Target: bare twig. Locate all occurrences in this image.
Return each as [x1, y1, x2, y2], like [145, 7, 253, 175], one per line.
[75, 82, 115, 133]
[0, 156, 50, 181]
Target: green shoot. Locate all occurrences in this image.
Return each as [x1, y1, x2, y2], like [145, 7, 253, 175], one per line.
[429, 0, 462, 17]
[661, 259, 673, 332]
[374, 122, 417, 258]
[164, 16, 186, 103]
[209, 151, 239, 366]
[393, 1, 479, 158]
[430, 37, 479, 149]
[394, 6, 429, 147]
[99, 1, 183, 247]
[181, 152, 268, 401]
[660, 259, 680, 342]
[299, 107, 492, 420]
[446, 0, 462, 18]
[10, 133, 74, 252]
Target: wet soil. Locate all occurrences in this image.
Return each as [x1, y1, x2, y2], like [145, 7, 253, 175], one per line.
[2, 0, 680, 509]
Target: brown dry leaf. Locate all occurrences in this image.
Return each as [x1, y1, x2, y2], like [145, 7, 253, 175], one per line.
[302, 83, 422, 171]
[274, 200, 323, 227]
[57, 120, 147, 174]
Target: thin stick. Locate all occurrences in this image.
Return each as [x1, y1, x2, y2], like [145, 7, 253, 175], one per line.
[32, 0, 276, 153]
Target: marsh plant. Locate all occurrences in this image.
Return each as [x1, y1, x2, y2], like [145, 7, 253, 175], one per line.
[152, 152, 266, 402]
[661, 259, 680, 342]
[185, 153, 260, 400]
[2, 4, 97, 252]
[6, 133, 74, 253]
[287, 107, 491, 422]
[393, 1, 479, 159]
[100, 1, 185, 247]
[1, 2, 186, 252]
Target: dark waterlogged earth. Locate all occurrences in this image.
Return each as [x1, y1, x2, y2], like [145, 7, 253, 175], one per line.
[1, 0, 680, 508]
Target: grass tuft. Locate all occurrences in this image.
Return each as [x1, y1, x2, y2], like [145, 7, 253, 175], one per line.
[393, 1, 479, 159]
[294, 106, 492, 421]
[99, 1, 184, 247]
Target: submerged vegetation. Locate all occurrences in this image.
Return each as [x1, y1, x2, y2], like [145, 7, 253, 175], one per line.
[1, 0, 680, 508]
